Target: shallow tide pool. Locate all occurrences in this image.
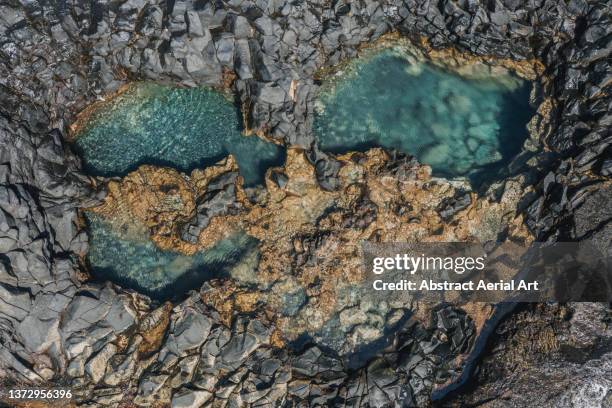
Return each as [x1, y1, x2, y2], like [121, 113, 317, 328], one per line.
[77, 83, 271, 299]
[74, 83, 284, 185]
[85, 213, 258, 300]
[314, 48, 534, 181]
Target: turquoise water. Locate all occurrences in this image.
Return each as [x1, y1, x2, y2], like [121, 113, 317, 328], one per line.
[85, 213, 258, 300]
[74, 83, 284, 185]
[314, 48, 534, 180]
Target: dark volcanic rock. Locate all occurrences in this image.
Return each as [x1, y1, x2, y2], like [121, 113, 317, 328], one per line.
[180, 171, 243, 243]
[438, 303, 612, 408]
[0, 0, 610, 406]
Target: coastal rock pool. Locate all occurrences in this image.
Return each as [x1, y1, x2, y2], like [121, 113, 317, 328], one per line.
[73, 83, 284, 185]
[85, 213, 258, 300]
[314, 47, 534, 181]
[77, 49, 534, 302]
[74, 83, 273, 299]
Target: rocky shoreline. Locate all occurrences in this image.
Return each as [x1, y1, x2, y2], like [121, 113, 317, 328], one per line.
[0, 0, 610, 407]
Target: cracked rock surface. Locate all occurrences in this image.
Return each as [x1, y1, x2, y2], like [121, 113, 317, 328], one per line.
[0, 0, 610, 406]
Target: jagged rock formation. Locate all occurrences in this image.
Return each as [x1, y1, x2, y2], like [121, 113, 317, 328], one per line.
[437, 302, 612, 407]
[0, 0, 610, 407]
[90, 147, 529, 362]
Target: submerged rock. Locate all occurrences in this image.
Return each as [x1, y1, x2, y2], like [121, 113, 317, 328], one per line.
[0, 0, 609, 406]
[421, 143, 451, 166]
[312, 40, 536, 182]
[71, 83, 284, 185]
[85, 147, 530, 365]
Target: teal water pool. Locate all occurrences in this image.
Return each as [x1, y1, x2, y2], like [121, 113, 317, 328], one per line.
[314, 48, 534, 181]
[85, 213, 258, 300]
[73, 83, 284, 185]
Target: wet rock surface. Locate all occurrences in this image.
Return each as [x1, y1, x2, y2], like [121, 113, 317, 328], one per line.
[0, 0, 610, 407]
[437, 303, 612, 407]
[87, 147, 522, 364]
